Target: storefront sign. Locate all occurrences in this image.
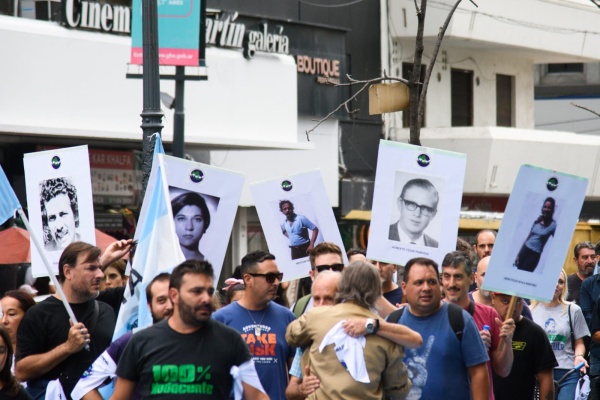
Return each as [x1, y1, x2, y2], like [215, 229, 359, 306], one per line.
[61, 0, 130, 33]
[89, 149, 141, 205]
[296, 55, 341, 84]
[205, 11, 289, 60]
[130, 0, 203, 66]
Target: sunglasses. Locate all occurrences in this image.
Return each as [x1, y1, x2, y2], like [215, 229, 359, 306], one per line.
[248, 272, 283, 284]
[315, 263, 345, 273]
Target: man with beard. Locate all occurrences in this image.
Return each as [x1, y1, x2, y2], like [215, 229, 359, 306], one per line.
[441, 252, 515, 400]
[567, 241, 596, 304]
[111, 260, 268, 400]
[213, 251, 295, 400]
[279, 200, 319, 260]
[71, 273, 174, 400]
[16, 242, 119, 399]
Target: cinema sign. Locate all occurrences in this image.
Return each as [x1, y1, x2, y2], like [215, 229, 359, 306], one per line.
[61, 0, 130, 33]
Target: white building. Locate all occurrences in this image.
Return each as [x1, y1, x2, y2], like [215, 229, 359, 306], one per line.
[383, 0, 600, 200]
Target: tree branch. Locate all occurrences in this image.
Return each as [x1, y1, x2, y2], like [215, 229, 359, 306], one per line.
[304, 74, 407, 139]
[418, 0, 465, 128]
[571, 102, 600, 118]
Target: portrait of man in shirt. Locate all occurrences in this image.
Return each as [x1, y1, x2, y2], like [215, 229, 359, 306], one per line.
[389, 178, 439, 248]
[279, 199, 320, 260]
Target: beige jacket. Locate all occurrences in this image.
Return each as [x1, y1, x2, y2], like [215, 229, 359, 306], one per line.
[286, 302, 410, 400]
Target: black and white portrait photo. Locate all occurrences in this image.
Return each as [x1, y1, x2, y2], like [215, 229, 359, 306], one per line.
[25, 146, 95, 276]
[169, 187, 220, 262]
[367, 140, 465, 266]
[389, 177, 441, 248]
[39, 177, 81, 251]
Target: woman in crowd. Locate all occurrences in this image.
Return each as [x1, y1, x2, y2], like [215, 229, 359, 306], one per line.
[531, 269, 589, 400]
[514, 197, 557, 272]
[171, 192, 211, 261]
[1, 291, 36, 358]
[100, 259, 128, 290]
[222, 278, 245, 305]
[0, 326, 31, 399]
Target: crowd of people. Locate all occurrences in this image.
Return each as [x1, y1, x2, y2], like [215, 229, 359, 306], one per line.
[3, 230, 600, 399]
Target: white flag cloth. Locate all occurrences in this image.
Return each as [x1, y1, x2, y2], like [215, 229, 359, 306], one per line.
[113, 137, 185, 340]
[70, 350, 117, 400]
[45, 379, 66, 399]
[319, 320, 369, 383]
[230, 360, 266, 400]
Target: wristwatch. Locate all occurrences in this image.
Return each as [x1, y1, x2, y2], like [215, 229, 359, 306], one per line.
[365, 318, 375, 335]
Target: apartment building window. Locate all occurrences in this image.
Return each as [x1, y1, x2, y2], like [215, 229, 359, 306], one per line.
[496, 74, 514, 127]
[402, 63, 426, 128]
[451, 69, 473, 127]
[547, 63, 584, 74]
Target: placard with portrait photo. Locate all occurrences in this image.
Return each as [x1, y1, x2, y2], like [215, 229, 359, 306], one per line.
[482, 165, 588, 302]
[162, 155, 244, 281]
[367, 140, 466, 267]
[24, 146, 96, 277]
[250, 170, 347, 281]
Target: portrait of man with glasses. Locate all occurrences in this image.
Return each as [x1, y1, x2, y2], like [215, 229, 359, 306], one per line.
[389, 178, 439, 248]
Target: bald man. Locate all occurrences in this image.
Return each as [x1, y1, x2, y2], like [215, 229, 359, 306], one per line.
[470, 256, 533, 320]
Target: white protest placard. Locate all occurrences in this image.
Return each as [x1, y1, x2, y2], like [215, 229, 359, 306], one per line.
[250, 170, 347, 281]
[163, 155, 244, 281]
[367, 140, 466, 266]
[482, 165, 588, 301]
[24, 146, 96, 277]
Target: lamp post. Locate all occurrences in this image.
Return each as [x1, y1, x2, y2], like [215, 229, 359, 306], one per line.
[140, 0, 163, 196]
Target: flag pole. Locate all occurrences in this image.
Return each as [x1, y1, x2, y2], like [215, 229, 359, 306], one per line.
[17, 208, 88, 350]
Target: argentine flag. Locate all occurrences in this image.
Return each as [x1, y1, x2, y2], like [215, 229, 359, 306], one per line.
[0, 165, 21, 224]
[113, 137, 185, 340]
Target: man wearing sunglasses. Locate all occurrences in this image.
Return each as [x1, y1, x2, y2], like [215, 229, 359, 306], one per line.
[213, 250, 295, 400]
[291, 242, 345, 317]
[389, 178, 439, 248]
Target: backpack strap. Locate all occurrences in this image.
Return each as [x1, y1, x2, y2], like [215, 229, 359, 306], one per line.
[447, 303, 466, 342]
[568, 303, 575, 351]
[293, 294, 311, 318]
[387, 303, 465, 342]
[387, 307, 405, 324]
[466, 300, 476, 316]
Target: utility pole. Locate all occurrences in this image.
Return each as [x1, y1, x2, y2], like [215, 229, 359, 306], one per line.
[140, 0, 163, 195]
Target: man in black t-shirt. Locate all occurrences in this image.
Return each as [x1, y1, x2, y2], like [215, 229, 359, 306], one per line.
[491, 293, 557, 400]
[15, 241, 130, 399]
[112, 260, 268, 400]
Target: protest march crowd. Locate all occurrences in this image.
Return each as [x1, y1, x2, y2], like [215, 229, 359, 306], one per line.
[2, 230, 600, 400]
[0, 142, 594, 400]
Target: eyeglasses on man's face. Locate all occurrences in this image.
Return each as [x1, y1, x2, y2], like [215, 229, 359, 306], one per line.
[315, 263, 344, 273]
[248, 272, 283, 284]
[400, 198, 436, 216]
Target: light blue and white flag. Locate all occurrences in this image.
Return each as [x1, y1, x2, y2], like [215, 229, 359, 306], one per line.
[0, 165, 21, 224]
[113, 137, 185, 340]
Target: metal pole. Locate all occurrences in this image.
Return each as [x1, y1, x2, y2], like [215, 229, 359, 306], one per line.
[172, 66, 185, 158]
[140, 0, 163, 195]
